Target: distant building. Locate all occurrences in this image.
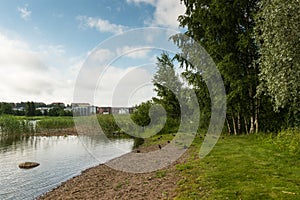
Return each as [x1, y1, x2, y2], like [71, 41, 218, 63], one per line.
[97, 107, 112, 114]
[97, 107, 134, 115]
[13, 107, 25, 112]
[72, 103, 97, 116]
[36, 107, 50, 114]
[112, 107, 133, 114]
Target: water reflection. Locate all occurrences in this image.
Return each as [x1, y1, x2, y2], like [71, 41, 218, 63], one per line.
[0, 135, 31, 152]
[0, 135, 134, 200]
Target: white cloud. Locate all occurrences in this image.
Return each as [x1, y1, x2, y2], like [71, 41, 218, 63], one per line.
[77, 16, 127, 34]
[0, 33, 75, 104]
[126, 0, 185, 29]
[93, 66, 155, 106]
[87, 49, 115, 63]
[116, 46, 151, 59]
[38, 45, 66, 57]
[73, 48, 156, 106]
[0, 33, 159, 106]
[17, 5, 32, 21]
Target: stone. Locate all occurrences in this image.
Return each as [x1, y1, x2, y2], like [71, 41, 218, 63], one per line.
[19, 162, 40, 169]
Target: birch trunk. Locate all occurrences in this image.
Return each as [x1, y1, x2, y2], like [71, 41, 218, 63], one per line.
[226, 117, 232, 135]
[232, 113, 237, 135]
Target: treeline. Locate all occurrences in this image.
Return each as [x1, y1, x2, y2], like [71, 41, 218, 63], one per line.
[174, 0, 299, 134]
[0, 102, 73, 117]
[134, 0, 299, 134]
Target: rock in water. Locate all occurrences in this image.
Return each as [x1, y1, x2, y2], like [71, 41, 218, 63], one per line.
[19, 162, 40, 169]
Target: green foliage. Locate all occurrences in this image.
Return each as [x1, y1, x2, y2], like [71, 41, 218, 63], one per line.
[255, 0, 300, 127]
[48, 106, 72, 117]
[275, 129, 300, 155]
[97, 114, 120, 134]
[25, 101, 36, 116]
[37, 117, 74, 130]
[0, 103, 13, 115]
[176, 0, 261, 134]
[131, 101, 152, 127]
[155, 170, 167, 178]
[131, 100, 180, 135]
[129, 53, 184, 136]
[0, 115, 35, 135]
[153, 53, 182, 119]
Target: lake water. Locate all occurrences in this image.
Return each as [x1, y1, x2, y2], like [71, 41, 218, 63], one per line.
[0, 135, 134, 200]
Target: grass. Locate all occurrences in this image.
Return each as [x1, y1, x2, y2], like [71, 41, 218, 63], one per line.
[173, 134, 300, 199]
[0, 115, 75, 136]
[0, 115, 35, 135]
[37, 117, 74, 130]
[155, 170, 167, 178]
[137, 131, 300, 199]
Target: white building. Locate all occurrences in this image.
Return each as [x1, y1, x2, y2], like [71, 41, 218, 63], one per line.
[72, 103, 97, 116]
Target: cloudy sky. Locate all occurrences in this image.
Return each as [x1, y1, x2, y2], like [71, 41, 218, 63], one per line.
[0, 0, 185, 106]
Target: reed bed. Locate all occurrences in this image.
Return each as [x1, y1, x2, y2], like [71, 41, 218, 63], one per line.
[36, 117, 74, 130]
[0, 115, 35, 135]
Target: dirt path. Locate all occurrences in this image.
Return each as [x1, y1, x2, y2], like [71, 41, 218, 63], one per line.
[38, 143, 188, 200]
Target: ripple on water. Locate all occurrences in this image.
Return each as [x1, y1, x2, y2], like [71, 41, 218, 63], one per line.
[0, 135, 133, 200]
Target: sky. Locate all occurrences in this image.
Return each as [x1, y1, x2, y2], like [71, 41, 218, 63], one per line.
[0, 0, 186, 106]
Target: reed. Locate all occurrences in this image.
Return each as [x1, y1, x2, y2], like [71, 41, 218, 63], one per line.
[37, 117, 74, 130]
[0, 115, 35, 135]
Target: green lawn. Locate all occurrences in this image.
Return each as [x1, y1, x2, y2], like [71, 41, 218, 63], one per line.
[174, 134, 300, 199]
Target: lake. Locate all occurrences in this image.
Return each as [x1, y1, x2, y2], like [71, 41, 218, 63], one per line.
[0, 135, 134, 200]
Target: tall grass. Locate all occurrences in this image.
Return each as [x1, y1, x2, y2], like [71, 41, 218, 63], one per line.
[275, 128, 300, 154]
[37, 117, 74, 130]
[0, 115, 75, 136]
[0, 115, 35, 135]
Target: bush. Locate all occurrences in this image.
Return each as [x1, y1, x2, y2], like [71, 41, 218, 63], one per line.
[97, 115, 120, 134]
[275, 128, 300, 154]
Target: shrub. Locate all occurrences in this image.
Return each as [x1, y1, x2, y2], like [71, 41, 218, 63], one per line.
[275, 128, 300, 154]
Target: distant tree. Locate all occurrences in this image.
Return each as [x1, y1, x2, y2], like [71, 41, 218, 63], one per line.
[58, 109, 65, 116]
[255, 0, 300, 127]
[48, 107, 59, 116]
[0, 103, 13, 115]
[25, 102, 36, 116]
[14, 110, 25, 116]
[131, 101, 152, 127]
[35, 109, 43, 116]
[63, 110, 73, 116]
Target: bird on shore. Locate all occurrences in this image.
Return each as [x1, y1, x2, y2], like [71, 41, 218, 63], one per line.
[158, 144, 162, 149]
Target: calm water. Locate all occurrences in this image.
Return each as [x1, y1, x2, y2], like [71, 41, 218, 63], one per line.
[0, 135, 134, 200]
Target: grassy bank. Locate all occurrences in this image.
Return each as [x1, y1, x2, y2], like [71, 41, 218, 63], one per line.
[140, 132, 300, 199]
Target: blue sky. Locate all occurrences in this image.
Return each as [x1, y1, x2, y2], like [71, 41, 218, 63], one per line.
[0, 0, 185, 106]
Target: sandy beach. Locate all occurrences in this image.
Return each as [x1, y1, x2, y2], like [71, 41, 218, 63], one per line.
[38, 142, 188, 200]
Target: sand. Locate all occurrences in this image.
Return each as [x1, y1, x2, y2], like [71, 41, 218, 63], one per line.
[38, 143, 188, 200]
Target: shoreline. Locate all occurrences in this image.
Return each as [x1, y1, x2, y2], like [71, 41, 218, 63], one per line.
[33, 128, 78, 137]
[38, 141, 188, 200]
